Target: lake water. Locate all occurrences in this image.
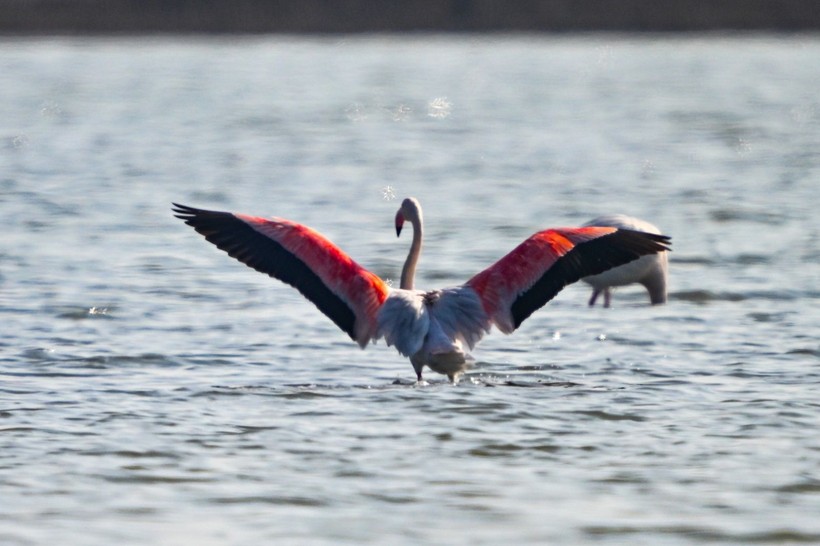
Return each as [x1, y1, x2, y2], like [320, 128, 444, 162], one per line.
[1, 34, 818, 545]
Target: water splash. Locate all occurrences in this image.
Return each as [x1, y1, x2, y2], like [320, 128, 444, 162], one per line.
[428, 97, 452, 119]
[391, 104, 411, 121]
[380, 185, 397, 201]
[40, 100, 62, 118]
[345, 102, 367, 121]
[12, 134, 29, 148]
[735, 138, 752, 157]
[640, 158, 656, 178]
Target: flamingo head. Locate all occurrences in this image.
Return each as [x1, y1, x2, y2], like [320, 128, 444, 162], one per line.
[395, 209, 405, 237]
[395, 197, 422, 237]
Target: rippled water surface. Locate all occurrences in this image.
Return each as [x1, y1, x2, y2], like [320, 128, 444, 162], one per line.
[1, 35, 819, 545]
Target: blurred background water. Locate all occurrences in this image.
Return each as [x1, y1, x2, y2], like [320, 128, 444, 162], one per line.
[1, 35, 819, 545]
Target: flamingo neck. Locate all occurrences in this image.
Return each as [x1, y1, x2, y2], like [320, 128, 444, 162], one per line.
[400, 218, 422, 290]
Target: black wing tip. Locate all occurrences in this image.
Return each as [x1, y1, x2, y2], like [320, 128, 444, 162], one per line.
[172, 202, 202, 220]
[172, 203, 233, 226]
[172, 202, 194, 219]
[647, 232, 672, 248]
[613, 229, 672, 253]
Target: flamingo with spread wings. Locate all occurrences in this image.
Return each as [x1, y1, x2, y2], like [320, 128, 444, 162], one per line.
[173, 198, 670, 383]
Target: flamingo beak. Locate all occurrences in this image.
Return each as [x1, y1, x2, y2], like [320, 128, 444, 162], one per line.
[395, 212, 405, 237]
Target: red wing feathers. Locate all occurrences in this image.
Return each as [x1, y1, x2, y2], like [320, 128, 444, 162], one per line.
[468, 227, 671, 333]
[172, 204, 388, 346]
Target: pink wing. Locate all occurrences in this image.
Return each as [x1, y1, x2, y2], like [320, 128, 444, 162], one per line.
[467, 227, 671, 333]
[173, 204, 389, 347]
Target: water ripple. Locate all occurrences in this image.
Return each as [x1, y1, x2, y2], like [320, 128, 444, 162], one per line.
[3, 35, 820, 546]
[584, 525, 820, 543]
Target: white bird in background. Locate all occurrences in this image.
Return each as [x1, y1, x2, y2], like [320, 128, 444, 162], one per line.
[173, 198, 671, 383]
[582, 214, 669, 307]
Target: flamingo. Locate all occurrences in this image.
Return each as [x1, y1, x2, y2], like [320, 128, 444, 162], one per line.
[581, 214, 669, 308]
[173, 198, 670, 383]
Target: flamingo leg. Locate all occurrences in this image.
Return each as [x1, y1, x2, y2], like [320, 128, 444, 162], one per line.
[589, 289, 601, 307]
[411, 357, 425, 383]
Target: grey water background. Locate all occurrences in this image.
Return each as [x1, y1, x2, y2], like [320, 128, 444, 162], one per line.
[1, 35, 819, 545]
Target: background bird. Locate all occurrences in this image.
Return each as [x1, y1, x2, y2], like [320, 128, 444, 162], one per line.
[581, 214, 669, 307]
